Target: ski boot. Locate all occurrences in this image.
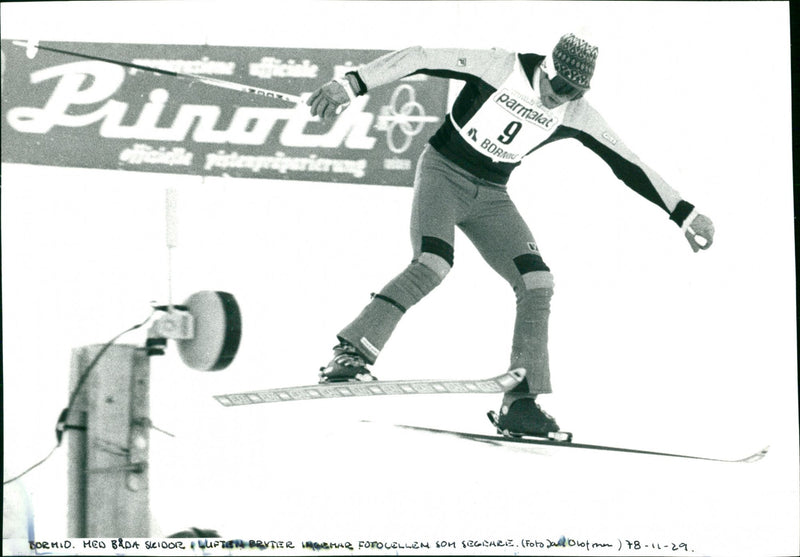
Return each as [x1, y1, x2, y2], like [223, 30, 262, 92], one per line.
[319, 341, 378, 383]
[488, 397, 572, 442]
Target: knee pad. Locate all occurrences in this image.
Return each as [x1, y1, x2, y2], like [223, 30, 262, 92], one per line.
[513, 253, 553, 290]
[378, 259, 450, 311]
[378, 236, 453, 311]
[516, 270, 555, 305]
[418, 236, 453, 281]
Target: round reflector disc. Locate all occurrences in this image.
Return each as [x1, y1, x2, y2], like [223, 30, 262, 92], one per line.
[177, 291, 242, 371]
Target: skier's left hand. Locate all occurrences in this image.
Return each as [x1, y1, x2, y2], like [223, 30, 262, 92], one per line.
[684, 213, 715, 252]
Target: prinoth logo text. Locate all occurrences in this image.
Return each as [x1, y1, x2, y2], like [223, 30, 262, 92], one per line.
[495, 90, 555, 130]
[5, 61, 377, 149]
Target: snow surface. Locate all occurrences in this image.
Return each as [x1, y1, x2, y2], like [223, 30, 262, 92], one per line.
[2, 2, 798, 556]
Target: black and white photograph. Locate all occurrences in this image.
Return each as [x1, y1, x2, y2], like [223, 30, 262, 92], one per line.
[2, 1, 797, 555]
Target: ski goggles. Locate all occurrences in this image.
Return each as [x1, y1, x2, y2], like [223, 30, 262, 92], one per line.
[549, 74, 585, 99]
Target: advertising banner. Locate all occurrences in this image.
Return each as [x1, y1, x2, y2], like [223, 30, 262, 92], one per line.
[1, 41, 449, 186]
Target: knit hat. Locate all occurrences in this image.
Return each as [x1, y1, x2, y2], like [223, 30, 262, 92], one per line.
[552, 33, 598, 90]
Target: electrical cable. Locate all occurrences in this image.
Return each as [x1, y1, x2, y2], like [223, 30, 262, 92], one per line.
[60, 309, 156, 438]
[3, 310, 157, 485]
[2, 445, 60, 486]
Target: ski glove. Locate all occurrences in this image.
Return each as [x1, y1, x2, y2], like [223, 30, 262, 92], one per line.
[307, 77, 356, 119]
[683, 212, 715, 252]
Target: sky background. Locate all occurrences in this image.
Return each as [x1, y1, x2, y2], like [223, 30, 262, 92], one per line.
[2, 2, 797, 555]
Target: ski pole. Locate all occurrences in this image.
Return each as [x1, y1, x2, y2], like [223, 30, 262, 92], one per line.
[12, 40, 302, 104]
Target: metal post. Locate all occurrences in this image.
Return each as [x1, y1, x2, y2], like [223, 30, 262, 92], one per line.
[67, 344, 151, 537]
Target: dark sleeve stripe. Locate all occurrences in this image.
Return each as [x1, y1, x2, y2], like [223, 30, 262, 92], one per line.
[524, 126, 578, 156]
[349, 67, 480, 95]
[565, 126, 669, 213]
[450, 79, 496, 126]
[347, 71, 368, 95]
[409, 68, 483, 82]
[669, 200, 695, 226]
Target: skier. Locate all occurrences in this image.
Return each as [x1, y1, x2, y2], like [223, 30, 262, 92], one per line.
[307, 33, 715, 437]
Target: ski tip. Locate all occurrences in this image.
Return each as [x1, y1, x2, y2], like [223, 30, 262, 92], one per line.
[495, 368, 526, 391]
[740, 446, 770, 463]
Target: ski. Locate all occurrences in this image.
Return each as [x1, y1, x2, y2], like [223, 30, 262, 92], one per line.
[213, 369, 525, 407]
[392, 418, 769, 464]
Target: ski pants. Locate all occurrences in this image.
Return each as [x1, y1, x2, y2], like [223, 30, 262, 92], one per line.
[338, 145, 553, 395]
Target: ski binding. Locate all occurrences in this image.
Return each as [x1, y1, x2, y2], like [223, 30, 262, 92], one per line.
[487, 410, 573, 442]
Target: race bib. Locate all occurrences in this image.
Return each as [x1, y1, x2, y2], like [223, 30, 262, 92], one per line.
[455, 62, 567, 163]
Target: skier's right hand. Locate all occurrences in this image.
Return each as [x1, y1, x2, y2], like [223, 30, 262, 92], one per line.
[307, 79, 353, 119]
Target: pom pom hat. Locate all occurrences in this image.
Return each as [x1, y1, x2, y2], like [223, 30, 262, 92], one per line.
[552, 33, 599, 90]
